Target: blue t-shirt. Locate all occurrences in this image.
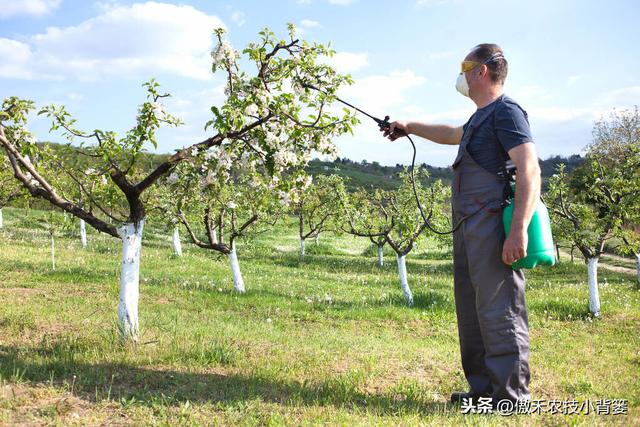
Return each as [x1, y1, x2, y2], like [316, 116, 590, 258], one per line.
[462, 95, 534, 175]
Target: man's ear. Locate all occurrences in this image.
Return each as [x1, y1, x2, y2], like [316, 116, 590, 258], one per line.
[479, 64, 488, 79]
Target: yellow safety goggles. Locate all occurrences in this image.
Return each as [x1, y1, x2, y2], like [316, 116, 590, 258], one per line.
[460, 60, 481, 73]
[460, 53, 504, 73]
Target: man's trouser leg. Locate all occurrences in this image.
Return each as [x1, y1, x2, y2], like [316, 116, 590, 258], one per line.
[453, 221, 492, 395]
[462, 205, 531, 402]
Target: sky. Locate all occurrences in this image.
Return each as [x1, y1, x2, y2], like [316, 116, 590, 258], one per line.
[1, 0, 639, 167]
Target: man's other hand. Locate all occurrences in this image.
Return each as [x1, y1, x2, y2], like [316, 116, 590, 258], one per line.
[502, 228, 527, 265]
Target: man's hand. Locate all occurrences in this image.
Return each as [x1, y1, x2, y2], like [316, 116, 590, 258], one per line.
[502, 228, 527, 265]
[381, 121, 411, 141]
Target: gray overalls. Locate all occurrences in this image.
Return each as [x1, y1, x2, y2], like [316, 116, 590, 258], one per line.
[451, 99, 531, 403]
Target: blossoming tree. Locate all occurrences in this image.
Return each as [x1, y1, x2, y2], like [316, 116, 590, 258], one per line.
[160, 155, 299, 292]
[0, 25, 357, 342]
[293, 173, 346, 256]
[342, 170, 449, 305]
[545, 108, 639, 315]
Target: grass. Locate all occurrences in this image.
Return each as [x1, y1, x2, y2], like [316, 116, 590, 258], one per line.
[0, 206, 638, 425]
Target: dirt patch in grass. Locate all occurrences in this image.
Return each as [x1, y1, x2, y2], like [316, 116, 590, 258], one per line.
[0, 383, 101, 425]
[0, 287, 43, 296]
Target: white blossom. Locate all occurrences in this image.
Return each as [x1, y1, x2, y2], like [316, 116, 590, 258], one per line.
[245, 104, 258, 117]
[296, 175, 313, 190]
[277, 190, 291, 206]
[199, 170, 216, 189]
[212, 40, 239, 66]
[150, 102, 165, 115]
[268, 175, 280, 189]
[167, 172, 179, 185]
[204, 147, 217, 162]
[265, 130, 279, 149]
[273, 149, 297, 170]
[293, 83, 306, 97]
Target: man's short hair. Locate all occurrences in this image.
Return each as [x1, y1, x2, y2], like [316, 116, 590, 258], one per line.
[470, 43, 508, 85]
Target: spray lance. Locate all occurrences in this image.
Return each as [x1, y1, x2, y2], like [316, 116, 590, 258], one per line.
[300, 81, 489, 235]
[300, 81, 557, 268]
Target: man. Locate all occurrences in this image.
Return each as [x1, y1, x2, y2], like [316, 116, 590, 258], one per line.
[383, 44, 540, 406]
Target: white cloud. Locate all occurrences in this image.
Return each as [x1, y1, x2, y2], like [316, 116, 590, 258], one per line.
[595, 85, 640, 109]
[328, 52, 369, 74]
[328, 0, 354, 5]
[567, 75, 581, 86]
[0, 2, 224, 81]
[231, 11, 245, 26]
[156, 83, 227, 151]
[330, 69, 437, 165]
[0, 39, 35, 79]
[67, 92, 84, 101]
[0, 0, 61, 18]
[340, 69, 426, 113]
[300, 19, 321, 28]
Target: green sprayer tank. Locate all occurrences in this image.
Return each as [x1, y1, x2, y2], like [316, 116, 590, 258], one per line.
[503, 185, 556, 270]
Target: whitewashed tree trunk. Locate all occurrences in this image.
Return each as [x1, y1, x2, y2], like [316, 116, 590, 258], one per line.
[635, 253, 639, 287]
[118, 221, 144, 342]
[377, 245, 384, 267]
[396, 254, 413, 306]
[172, 227, 182, 256]
[300, 238, 305, 256]
[315, 233, 320, 245]
[228, 246, 245, 293]
[587, 257, 601, 316]
[212, 229, 218, 244]
[80, 219, 87, 248]
[0, 208, 3, 228]
[51, 234, 55, 271]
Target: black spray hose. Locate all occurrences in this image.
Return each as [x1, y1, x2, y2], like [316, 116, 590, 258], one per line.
[300, 81, 490, 235]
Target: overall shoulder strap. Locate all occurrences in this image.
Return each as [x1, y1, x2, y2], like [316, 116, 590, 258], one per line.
[493, 96, 515, 200]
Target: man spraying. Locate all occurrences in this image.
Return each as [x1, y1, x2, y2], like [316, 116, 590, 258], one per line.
[383, 43, 541, 407]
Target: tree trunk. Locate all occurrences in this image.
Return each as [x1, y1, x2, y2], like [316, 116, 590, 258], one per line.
[0, 208, 3, 228]
[80, 219, 87, 248]
[228, 246, 245, 293]
[315, 233, 320, 245]
[587, 257, 601, 316]
[300, 238, 305, 256]
[396, 254, 413, 306]
[51, 233, 55, 271]
[555, 243, 560, 264]
[570, 245, 575, 263]
[212, 229, 218, 244]
[172, 226, 182, 256]
[377, 244, 384, 267]
[118, 221, 144, 342]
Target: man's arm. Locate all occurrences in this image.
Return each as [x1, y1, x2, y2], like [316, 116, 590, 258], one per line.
[502, 142, 541, 265]
[384, 121, 463, 145]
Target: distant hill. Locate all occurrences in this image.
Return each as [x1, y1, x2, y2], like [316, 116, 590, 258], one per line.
[307, 154, 585, 191]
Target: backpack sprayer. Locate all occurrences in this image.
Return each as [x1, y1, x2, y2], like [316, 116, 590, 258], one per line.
[300, 82, 556, 268]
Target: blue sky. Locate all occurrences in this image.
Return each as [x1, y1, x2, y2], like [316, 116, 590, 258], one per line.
[1, 0, 639, 167]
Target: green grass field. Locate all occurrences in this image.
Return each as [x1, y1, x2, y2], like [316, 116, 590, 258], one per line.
[0, 206, 638, 426]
